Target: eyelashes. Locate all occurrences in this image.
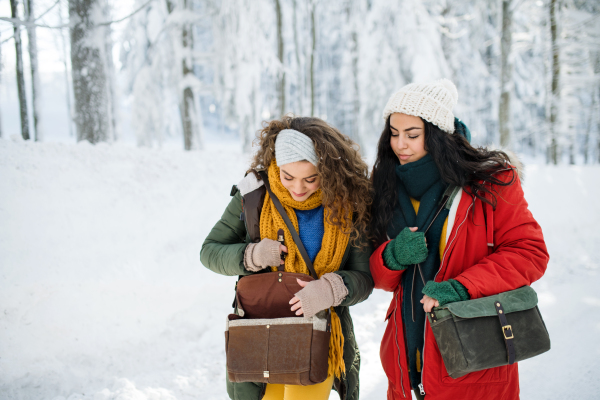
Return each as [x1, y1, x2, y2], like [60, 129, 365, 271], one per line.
[283, 177, 317, 184]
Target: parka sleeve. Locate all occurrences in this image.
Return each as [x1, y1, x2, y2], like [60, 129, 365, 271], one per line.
[336, 236, 374, 307]
[453, 172, 549, 299]
[369, 240, 407, 292]
[200, 192, 251, 276]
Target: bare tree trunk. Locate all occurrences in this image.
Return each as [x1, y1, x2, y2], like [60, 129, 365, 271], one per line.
[292, 0, 303, 115]
[346, 1, 362, 149]
[101, 0, 118, 141]
[25, 0, 42, 141]
[275, 0, 285, 117]
[181, 0, 201, 150]
[69, 0, 110, 143]
[548, 0, 560, 164]
[583, 92, 593, 163]
[58, 0, 74, 138]
[597, 86, 600, 164]
[11, 0, 30, 140]
[499, 0, 513, 148]
[0, 30, 3, 138]
[310, 1, 316, 117]
[166, 0, 201, 150]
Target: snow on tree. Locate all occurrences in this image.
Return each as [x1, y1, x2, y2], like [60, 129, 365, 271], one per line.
[10, 0, 30, 141]
[25, 0, 42, 141]
[69, 0, 112, 143]
[499, 0, 513, 147]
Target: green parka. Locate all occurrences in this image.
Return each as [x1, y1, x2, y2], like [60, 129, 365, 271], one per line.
[200, 190, 374, 400]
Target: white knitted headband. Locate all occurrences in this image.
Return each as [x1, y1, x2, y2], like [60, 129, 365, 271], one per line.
[275, 129, 318, 167]
[382, 78, 458, 134]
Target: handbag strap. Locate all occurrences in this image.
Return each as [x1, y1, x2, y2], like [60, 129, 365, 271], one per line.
[494, 301, 516, 365]
[415, 189, 453, 284]
[258, 171, 319, 280]
[411, 189, 453, 322]
[482, 183, 494, 256]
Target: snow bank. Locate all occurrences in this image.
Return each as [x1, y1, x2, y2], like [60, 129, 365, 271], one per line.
[0, 137, 598, 399]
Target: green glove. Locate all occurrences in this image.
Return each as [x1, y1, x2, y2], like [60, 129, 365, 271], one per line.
[422, 279, 470, 307]
[382, 227, 428, 271]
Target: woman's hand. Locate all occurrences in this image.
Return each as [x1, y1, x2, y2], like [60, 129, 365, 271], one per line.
[289, 273, 348, 318]
[243, 239, 287, 272]
[289, 279, 309, 315]
[409, 227, 426, 244]
[420, 294, 439, 312]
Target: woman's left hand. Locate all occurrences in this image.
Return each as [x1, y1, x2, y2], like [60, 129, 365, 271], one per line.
[420, 294, 439, 312]
[289, 279, 310, 315]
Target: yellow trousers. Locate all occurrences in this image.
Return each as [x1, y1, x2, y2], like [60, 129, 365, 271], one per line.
[262, 375, 335, 400]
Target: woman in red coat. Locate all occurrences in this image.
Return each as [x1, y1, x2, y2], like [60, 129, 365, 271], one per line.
[369, 79, 549, 400]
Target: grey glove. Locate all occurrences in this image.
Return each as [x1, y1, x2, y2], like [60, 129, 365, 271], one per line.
[294, 272, 348, 318]
[243, 238, 281, 272]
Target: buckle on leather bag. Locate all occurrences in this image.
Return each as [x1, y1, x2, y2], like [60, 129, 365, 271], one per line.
[503, 325, 514, 340]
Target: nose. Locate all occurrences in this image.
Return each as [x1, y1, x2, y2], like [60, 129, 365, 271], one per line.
[395, 135, 407, 150]
[293, 180, 306, 193]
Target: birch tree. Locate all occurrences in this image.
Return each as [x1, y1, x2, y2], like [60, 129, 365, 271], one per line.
[166, 0, 202, 150]
[309, 0, 316, 116]
[0, 30, 3, 138]
[548, 0, 560, 164]
[499, 0, 513, 147]
[11, 0, 30, 140]
[275, 0, 285, 117]
[69, 0, 111, 143]
[25, 0, 42, 141]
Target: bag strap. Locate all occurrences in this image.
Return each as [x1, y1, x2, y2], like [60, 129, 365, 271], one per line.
[494, 301, 516, 365]
[415, 189, 453, 285]
[482, 183, 494, 256]
[258, 171, 319, 280]
[412, 189, 453, 322]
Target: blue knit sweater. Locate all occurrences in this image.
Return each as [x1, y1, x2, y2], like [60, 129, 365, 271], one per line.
[295, 206, 324, 263]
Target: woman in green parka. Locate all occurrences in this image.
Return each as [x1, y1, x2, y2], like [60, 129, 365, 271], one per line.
[200, 116, 374, 400]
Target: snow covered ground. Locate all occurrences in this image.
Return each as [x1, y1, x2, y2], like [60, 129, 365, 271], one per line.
[1, 136, 599, 400]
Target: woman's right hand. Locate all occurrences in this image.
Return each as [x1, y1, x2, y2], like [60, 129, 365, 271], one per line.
[390, 226, 429, 265]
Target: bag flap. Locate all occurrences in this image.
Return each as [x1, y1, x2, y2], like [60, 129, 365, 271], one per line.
[441, 286, 538, 319]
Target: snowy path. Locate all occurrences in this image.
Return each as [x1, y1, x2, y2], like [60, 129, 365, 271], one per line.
[1, 138, 599, 399]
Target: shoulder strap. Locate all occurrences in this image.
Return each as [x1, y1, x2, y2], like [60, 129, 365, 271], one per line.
[482, 184, 494, 256]
[257, 171, 319, 280]
[423, 186, 454, 234]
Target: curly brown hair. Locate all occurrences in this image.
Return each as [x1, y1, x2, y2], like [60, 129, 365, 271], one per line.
[249, 115, 372, 248]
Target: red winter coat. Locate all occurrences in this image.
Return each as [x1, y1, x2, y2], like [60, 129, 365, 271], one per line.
[370, 171, 549, 400]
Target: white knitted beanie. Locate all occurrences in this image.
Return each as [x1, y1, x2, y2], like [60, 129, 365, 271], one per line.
[382, 78, 458, 134]
[275, 129, 318, 166]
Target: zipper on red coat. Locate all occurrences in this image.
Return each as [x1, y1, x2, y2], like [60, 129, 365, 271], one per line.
[393, 290, 407, 398]
[418, 202, 473, 395]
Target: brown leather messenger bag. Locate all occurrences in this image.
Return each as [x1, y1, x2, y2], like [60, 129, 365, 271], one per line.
[225, 171, 331, 386]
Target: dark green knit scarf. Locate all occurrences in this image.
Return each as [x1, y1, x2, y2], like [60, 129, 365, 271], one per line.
[387, 154, 449, 390]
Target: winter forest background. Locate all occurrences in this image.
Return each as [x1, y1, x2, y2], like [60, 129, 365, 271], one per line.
[1, 1, 600, 400]
[1, 0, 599, 159]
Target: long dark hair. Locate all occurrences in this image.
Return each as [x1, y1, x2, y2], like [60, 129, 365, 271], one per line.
[370, 116, 516, 246]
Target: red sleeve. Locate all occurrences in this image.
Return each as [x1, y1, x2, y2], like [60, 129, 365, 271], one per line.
[454, 172, 549, 299]
[369, 240, 406, 292]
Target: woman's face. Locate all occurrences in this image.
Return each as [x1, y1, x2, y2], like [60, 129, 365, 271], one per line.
[279, 161, 321, 202]
[389, 113, 427, 165]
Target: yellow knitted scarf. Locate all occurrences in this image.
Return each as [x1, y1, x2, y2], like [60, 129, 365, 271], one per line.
[260, 160, 349, 378]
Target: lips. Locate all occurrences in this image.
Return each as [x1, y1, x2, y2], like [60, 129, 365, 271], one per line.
[292, 191, 308, 197]
[398, 154, 411, 160]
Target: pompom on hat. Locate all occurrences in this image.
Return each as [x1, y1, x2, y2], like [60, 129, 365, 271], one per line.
[382, 78, 458, 134]
[275, 129, 318, 166]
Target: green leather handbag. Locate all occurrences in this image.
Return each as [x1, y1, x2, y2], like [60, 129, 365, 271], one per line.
[427, 286, 551, 378]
